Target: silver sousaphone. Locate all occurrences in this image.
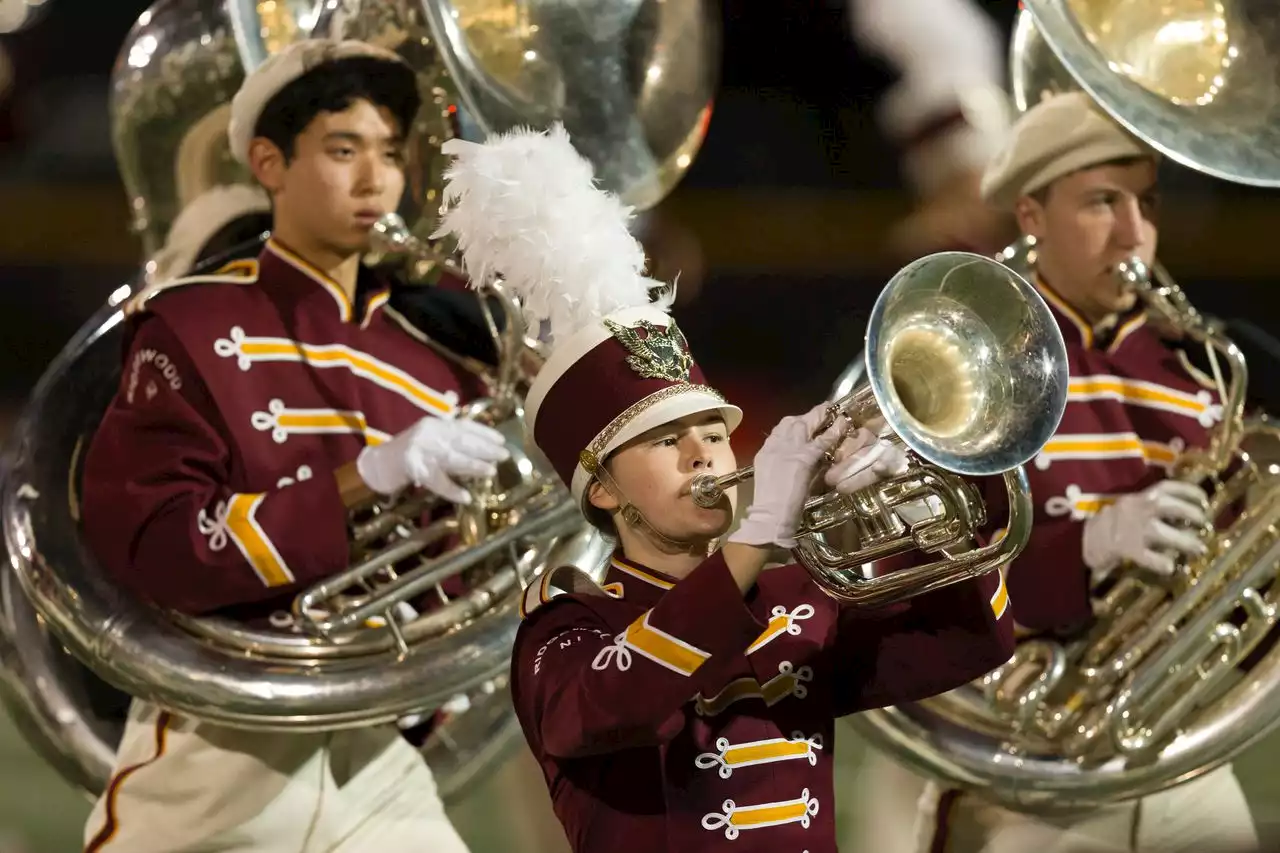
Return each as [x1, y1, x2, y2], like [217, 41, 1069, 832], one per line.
[0, 0, 718, 804]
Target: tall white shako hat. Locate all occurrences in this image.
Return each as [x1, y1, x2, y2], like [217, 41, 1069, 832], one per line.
[432, 124, 742, 507]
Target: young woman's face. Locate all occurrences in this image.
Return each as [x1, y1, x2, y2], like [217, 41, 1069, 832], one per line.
[590, 413, 739, 543]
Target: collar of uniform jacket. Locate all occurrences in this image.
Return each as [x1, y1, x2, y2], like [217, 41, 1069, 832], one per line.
[1034, 273, 1147, 353]
[598, 550, 683, 607]
[600, 551, 805, 612]
[259, 237, 392, 328]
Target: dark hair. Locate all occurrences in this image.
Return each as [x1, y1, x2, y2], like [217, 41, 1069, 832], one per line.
[253, 56, 420, 161]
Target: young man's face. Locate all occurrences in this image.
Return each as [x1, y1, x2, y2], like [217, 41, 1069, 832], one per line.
[258, 97, 406, 257]
[590, 412, 738, 544]
[1015, 158, 1160, 324]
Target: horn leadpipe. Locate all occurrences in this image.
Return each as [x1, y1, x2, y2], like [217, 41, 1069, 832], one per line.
[371, 214, 529, 411]
[689, 383, 880, 508]
[1115, 256, 1250, 481]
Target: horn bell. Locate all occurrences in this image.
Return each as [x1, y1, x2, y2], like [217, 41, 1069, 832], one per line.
[1018, 0, 1280, 187]
[416, 0, 719, 210]
[866, 252, 1069, 477]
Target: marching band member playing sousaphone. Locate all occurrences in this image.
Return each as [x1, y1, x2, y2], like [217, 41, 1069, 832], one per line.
[428, 123, 1016, 853]
[867, 90, 1260, 853]
[77, 38, 505, 853]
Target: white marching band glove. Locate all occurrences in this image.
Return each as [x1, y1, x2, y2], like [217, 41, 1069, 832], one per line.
[1082, 480, 1210, 584]
[356, 417, 511, 505]
[729, 403, 848, 550]
[825, 426, 912, 494]
[824, 426, 934, 525]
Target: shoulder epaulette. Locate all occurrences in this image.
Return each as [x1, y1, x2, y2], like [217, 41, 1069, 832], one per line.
[124, 258, 260, 317]
[519, 564, 610, 619]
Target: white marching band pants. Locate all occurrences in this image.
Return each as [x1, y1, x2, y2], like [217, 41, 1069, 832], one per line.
[842, 745, 1259, 853]
[83, 700, 471, 853]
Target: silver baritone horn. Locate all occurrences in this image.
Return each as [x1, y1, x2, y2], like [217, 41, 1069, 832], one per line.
[691, 251, 1070, 607]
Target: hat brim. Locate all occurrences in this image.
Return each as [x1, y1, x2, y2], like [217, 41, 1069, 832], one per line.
[1013, 141, 1159, 207]
[569, 387, 743, 504]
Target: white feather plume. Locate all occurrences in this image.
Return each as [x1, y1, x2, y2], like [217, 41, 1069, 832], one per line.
[432, 123, 667, 346]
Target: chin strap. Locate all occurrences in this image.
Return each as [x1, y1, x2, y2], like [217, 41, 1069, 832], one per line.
[591, 466, 718, 558]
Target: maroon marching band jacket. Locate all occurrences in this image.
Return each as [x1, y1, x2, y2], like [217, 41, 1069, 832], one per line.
[978, 278, 1225, 632]
[510, 549, 1015, 853]
[80, 238, 484, 623]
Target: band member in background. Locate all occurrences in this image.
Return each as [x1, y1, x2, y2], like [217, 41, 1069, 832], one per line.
[77, 39, 509, 852]
[850, 90, 1260, 853]
[427, 123, 1016, 853]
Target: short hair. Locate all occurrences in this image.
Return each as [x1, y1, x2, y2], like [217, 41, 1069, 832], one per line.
[252, 56, 420, 161]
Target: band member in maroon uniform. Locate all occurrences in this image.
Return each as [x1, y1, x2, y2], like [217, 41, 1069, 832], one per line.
[427, 123, 1015, 853]
[857, 91, 1260, 853]
[77, 39, 507, 853]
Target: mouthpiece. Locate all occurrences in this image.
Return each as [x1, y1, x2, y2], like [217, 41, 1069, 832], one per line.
[690, 467, 755, 508]
[369, 213, 458, 273]
[371, 213, 414, 251]
[1114, 256, 1150, 291]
